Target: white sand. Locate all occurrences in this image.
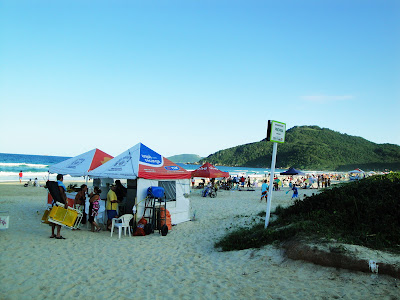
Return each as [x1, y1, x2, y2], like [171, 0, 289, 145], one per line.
[0, 183, 399, 299]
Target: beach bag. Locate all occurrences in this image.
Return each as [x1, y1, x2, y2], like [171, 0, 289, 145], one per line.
[144, 223, 153, 235]
[159, 207, 172, 231]
[133, 218, 147, 236]
[147, 186, 165, 199]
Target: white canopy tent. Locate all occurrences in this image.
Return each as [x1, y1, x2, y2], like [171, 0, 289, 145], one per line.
[348, 168, 365, 180]
[88, 143, 192, 225]
[348, 169, 365, 174]
[48, 148, 113, 177]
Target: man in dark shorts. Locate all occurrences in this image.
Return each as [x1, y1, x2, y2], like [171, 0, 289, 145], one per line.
[50, 174, 68, 239]
[106, 184, 119, 230]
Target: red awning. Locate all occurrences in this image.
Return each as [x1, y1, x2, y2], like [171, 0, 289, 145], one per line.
[191, 162, 229, 178]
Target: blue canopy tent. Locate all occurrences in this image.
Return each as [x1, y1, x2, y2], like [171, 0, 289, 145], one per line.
[280, 167, 305, 176]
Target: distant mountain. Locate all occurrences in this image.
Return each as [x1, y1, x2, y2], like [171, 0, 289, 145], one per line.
[168, 154, 203, 164]
[199, 126, 400, 171]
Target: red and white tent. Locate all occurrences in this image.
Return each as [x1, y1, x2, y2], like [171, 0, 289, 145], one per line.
[49, 148, 113, 177]
[87, 143, 191, 179]
[88, 143, 192, 224]
[191, 162, 229, 178]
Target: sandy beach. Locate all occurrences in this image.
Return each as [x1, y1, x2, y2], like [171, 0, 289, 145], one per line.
[0, 182, 399, 299]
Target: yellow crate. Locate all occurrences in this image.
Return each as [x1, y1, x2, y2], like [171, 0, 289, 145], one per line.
[64, 209, 78, 227]
[49, 206, 78, 227]
[41, 209, 50, 224]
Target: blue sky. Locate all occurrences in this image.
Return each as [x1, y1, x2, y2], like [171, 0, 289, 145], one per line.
[1, 0, 399, 158]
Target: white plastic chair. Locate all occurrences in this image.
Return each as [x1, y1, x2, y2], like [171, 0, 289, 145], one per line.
[111, 214, 133, 239]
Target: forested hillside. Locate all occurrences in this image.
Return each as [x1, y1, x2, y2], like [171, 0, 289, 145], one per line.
[168, 154, 202, 164]
[200, 126, 400, 171]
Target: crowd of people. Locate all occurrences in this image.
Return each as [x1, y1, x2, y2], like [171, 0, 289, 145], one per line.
[190, 172, 349, 204]
[48, 176, 128, 239]
[47, 172, 347, 238]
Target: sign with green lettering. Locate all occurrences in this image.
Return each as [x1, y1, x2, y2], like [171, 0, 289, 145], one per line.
[266, 120, 286, 143]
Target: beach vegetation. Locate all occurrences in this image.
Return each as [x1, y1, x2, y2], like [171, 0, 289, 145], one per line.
[201, 126, 400, 171]
[215, 172, 400, 252]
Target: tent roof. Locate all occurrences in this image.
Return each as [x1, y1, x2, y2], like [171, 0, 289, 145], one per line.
[348, 169, 364, 173]
[280, 167, 305, 175]
[87, 143, 191, 180]
[48, 148, 113, 177]
[191, 162, 229, 178]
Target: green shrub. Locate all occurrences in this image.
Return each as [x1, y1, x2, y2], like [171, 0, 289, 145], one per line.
[215, 173, 400, 252]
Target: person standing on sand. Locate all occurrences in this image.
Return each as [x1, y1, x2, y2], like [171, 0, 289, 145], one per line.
[19, 171, 23, 183]
[114, 180, 127, 214]
[240, 176, 246, 187]
[88, 187, 102, 232]
[191, 177, 195, 188]
[74, 184, 87, 225]
[291, 184, 299, 199]
[106, 184, 118, 230]
[50, 174, 68, 239]
[260, 180, 269, 202]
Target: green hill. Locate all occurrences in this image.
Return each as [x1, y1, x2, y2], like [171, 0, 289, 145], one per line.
[168, 154, 203, 164]
[200, 126, 400, 171]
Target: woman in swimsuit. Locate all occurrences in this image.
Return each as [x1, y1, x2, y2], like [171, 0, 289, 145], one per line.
[88, 187, 102, 232]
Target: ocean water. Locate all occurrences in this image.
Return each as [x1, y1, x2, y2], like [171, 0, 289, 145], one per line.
[0, 152, 279, 182]
[0, 153, 71, 182]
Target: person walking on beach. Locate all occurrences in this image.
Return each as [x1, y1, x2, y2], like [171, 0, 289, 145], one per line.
[260, 180, 269, 202]
[50, 174, 67, 239]
[19, 171, 23, 183]
[291, 184, 299, 199]
[240, 176, 246, 187]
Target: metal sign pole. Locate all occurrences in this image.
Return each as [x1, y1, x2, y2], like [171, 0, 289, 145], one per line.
[265, 142, 278, 228]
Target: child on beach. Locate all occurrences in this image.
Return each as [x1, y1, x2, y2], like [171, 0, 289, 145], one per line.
[291, 185, 299, 199]
[260, 180, 269, 202]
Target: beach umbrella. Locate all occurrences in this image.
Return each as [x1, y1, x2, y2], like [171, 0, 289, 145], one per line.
[280, 167, 305, 176]
[274, 178, 283, 186]
[305, 178, 315, 185]
[348, 169, 364, 174]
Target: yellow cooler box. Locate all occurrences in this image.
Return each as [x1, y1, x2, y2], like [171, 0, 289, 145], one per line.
[48, 206, 80, 228]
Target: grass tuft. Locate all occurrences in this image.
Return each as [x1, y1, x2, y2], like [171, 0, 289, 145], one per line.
[215, 173, 400, 252]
